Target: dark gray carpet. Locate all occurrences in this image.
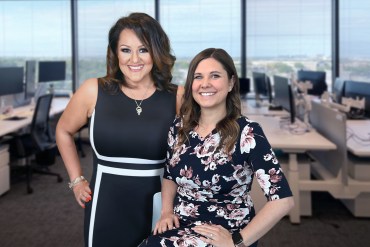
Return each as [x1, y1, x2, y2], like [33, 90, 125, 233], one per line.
[0, 145, 369, 247]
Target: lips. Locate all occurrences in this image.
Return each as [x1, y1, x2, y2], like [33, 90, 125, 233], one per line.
[128, 65, 144, 71]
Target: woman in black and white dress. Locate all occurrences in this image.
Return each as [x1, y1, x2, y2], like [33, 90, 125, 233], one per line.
[56, 13, 183, 247]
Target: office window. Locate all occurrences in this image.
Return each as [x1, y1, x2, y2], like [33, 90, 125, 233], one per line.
[77, 0, 154, 88]
[0, 1, 71, 93]
[160, 0, 241, 85]
[246, 0, 331, 89]
[340, 0, 370, 82]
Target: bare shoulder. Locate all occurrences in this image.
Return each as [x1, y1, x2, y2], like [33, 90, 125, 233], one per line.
[176, 84, 185, 96]
[78, 78, 98, 96]
[175, 84, 185, 115]
[70, 78, 98, 117]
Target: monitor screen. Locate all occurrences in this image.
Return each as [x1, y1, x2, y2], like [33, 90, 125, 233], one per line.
[0, 67, 24, 96]
[344, 80, 370, 118]
[38, 61, 66, 83]
[297, 70, 327, 96]
[273, 75, 296, 124]
[239, 77, 250, 95]
[25, 60, 36, 99]
[252, 72, 272, 103]
[332, 77, 345, 104]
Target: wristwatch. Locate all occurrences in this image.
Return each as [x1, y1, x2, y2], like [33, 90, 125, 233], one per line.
[232, 232, 247, 247]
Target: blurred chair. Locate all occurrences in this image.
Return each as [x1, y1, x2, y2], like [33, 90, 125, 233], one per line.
[152, 192, 162, 230]
[9, 94, 63, 194]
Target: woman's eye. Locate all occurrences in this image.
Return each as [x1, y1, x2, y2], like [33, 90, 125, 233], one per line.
[211, 74, 220, 79]
[139, 48, 149, 53]
[194, 75, 202, 80]
[121, 48, 130, 53]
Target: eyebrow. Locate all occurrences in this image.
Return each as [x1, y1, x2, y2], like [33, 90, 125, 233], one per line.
[194, 71, 221, 74]
[119, 44, 145, 48]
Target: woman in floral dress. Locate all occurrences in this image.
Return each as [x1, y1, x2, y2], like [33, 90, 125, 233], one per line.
[139, 48, 294, 247]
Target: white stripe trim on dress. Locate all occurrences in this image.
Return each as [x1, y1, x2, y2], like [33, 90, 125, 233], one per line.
[89, 110, 165, 164]
[88, 164, 163, 247]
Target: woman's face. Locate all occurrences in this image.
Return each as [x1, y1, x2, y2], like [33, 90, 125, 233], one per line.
[192, 58, 234, 112]
[117, 29, 153, 85]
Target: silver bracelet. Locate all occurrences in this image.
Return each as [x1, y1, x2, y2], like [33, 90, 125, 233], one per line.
[68, 176, 87, 190]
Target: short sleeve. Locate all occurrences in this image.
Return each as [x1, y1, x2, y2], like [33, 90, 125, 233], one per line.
[163, 117, 180, 181]
[240, 120, 293, 201]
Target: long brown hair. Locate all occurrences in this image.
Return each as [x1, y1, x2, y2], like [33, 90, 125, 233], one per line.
[98, 12, 176, 93]
[178, 48, 241, 153]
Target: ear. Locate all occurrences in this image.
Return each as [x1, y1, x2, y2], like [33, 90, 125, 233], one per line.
[229, 75, 235, 92]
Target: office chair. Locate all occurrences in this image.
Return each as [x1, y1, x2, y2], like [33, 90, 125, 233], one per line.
[9, 94, 63, 194]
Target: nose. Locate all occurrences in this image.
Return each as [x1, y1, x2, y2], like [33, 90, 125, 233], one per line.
[200, 78, 210, 88]
[130, 51, 140, 63]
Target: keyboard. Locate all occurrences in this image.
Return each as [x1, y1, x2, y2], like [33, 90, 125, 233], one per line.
[2, 116, 27, 121]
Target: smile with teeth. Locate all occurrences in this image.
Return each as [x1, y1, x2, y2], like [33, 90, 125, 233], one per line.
[200, 92, 215, 96]
[128, 65, 144, 71]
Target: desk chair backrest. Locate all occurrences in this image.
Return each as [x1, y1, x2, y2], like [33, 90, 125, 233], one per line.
[309, 100, 347, 183]
[31, 94, 54, 151]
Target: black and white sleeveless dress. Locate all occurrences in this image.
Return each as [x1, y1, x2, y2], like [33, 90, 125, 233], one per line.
[84, 84, 177, 247]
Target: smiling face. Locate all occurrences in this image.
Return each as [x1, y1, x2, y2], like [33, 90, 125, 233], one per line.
[192, 58, 234, 112]
[117, 29, 153, 85]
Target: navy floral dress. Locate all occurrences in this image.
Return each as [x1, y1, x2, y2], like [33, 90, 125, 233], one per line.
[140, 116, 292, 247]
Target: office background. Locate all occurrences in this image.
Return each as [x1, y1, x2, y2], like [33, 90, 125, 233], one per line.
[1, 0, 370, 246]
[1, 0, 370, 94]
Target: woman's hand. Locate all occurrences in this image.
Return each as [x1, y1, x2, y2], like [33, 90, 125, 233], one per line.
[192, 224, 234, 247]
[153, 212, 180, 235]
[72, 181, 92, 208]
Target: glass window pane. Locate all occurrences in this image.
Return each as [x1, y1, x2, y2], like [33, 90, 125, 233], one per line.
[77, 0, 154, 88]
[340, 0, 370, 82]
[246, 0, 332, 90]
[160, 0, 241, 85]
[0, 0, 71, 95]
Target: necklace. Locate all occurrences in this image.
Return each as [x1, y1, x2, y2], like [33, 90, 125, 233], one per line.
[128, 84, 151, 116]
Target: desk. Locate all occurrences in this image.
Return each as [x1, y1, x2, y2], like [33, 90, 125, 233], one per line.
[249, 115, 336, 223]
[0, 97, 69, 196]
[347, 119, 370, 157]
[344, 119, 370, 216]
[0, 97, 69, 136]
[241, 100, 289, 116]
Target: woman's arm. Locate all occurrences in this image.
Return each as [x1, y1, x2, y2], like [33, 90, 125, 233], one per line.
[56, 78, 97, 208]
[153, 178, 179, 235]
[239, 196, 294, 246]
[238, 120, 294, 245]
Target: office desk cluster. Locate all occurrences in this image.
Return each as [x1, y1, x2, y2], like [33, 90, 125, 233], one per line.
[242, 100, 370, 223]
[0, 97, 69, 195]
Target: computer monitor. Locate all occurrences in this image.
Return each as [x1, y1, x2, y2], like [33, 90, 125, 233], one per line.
[273, 75, 296, 124]
[332, 77, 345, 104]
[252, 72, 272, 104]
[239, 77, 250, 96]
[344, 80, 370, 118]
[297, 70, 327, 96]
[38, 61, 66, 83]
[25, 60, 36, 99]
[0, 67, 24, 96]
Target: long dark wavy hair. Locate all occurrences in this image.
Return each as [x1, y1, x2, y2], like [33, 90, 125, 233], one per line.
[98, 12, 176, 93]
[178, 48, 242, 153]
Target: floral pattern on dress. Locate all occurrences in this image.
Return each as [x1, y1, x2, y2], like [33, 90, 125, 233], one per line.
[140, 117, 292, 247]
